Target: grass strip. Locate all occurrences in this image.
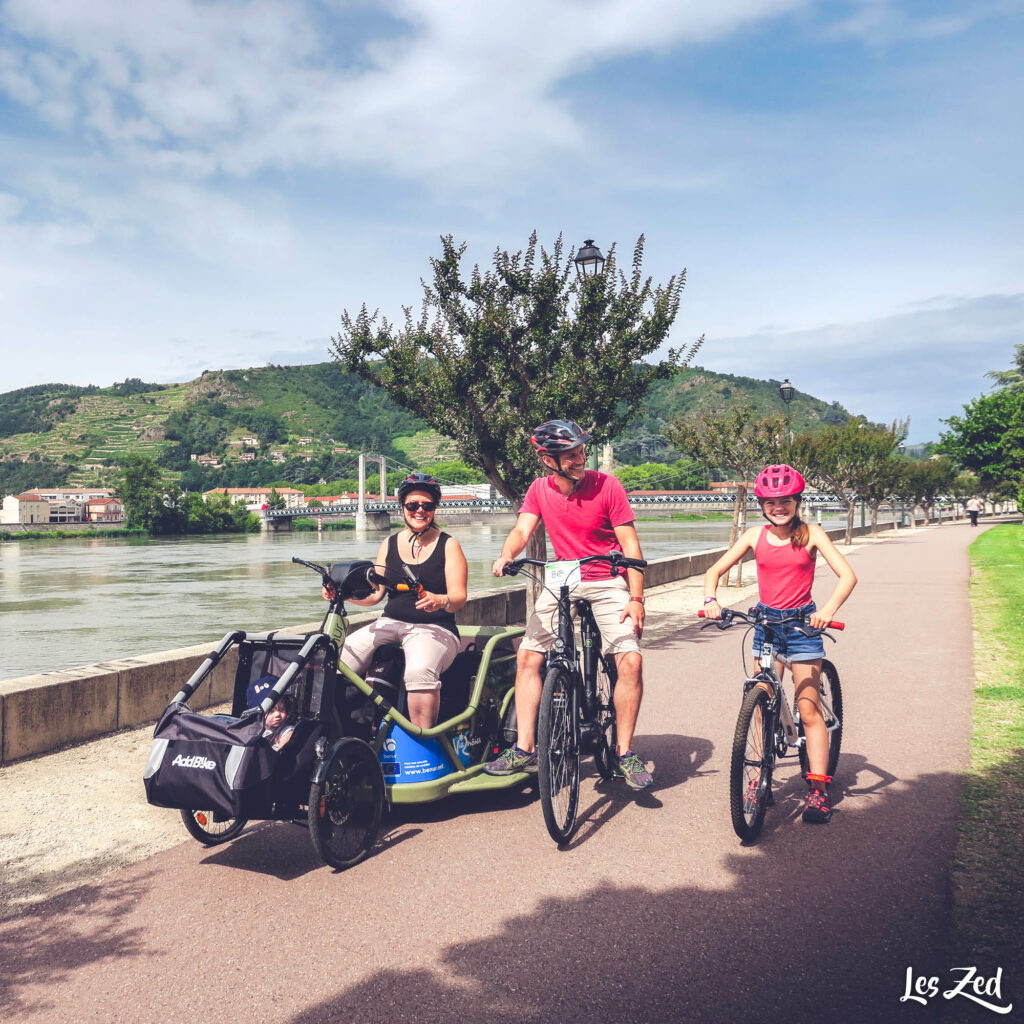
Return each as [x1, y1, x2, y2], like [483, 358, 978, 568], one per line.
[949, 524, 1024, 967]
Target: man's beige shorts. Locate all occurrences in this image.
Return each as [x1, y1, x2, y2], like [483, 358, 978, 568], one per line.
[520, 576, 641, 656]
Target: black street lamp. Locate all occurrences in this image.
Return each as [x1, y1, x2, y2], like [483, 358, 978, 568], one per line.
[778, 378, 795, 448]
[575, 239, 605, 471]
[574, 239, 605, 278]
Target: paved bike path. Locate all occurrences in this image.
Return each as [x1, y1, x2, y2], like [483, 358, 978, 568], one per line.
[0, 524, 991, 1024]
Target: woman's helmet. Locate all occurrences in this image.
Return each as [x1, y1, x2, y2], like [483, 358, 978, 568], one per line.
[754, 464, 805, 499]
[397, 472, 442, 505]
[530, 419, 593, 455]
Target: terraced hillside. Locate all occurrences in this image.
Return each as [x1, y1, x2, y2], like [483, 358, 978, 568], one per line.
[1, 362, 855, 494]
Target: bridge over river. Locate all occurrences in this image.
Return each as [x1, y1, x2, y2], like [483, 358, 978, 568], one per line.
[260, 491, 877, 530]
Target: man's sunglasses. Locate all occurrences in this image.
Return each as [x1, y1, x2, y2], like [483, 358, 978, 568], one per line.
[404, 501, 437, 513]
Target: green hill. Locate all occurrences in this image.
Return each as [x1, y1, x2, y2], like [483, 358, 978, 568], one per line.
[0, 363, 852, 495]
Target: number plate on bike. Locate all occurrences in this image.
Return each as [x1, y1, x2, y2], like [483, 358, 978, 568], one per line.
[545, 560, 582, 588]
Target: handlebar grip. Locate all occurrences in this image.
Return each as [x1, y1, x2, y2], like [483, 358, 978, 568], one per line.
[828, 621, 845, 630]
[698, 609, 706, 617]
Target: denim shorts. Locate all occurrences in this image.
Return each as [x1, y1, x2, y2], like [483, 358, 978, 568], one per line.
[751, 602, 825, 663]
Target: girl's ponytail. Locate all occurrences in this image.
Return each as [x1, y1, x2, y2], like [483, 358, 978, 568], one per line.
[790, 514, 810, 548]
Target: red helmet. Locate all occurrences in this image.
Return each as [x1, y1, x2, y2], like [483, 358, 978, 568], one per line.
[754, 464, 805, 499]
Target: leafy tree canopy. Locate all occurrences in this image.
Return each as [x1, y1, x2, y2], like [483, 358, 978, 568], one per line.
[332, 232, 702, 503]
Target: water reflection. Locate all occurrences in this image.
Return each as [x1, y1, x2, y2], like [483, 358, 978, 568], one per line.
[0, 514, 863, 680]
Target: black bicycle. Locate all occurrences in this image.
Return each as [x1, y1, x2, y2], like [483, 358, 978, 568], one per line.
[700, 606, 844, 842]
[503, 552, 647, 844]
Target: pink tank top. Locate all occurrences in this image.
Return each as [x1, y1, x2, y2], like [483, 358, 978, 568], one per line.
[755, 525, 815, 608]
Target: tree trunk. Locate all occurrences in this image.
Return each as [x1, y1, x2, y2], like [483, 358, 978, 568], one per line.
[870, 502, 880, 537]
[734, 483, 748, 586]
[524, 521, 547, 619]
[845, 500, 855, 546]
[725, 488, 742, 587]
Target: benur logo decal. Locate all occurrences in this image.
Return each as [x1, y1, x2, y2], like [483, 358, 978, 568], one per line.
[171, 754, 217, 770]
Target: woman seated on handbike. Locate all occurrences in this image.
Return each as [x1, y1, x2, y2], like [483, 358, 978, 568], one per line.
[323, 473, 468, 729]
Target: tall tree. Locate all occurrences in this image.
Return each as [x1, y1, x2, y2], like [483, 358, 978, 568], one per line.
[333, 233, 702, 593]
[666, 409, 786, 584]
[332, 233, 703, 507]
[116, 454, 163, 530]
[789, 419, 906, 545]
[897, 457, 956, 526]
[936, 388, 1024, 497]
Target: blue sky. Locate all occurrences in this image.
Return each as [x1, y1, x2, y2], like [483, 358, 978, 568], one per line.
[0, 0, 1021, 443]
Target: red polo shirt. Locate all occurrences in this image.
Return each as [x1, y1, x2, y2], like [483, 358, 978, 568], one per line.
[519, 470, 635, 580]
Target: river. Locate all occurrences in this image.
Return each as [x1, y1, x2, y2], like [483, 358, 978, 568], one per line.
[0, 514, 863, 680]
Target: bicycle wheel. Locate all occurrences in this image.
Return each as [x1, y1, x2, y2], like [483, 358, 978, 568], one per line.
[537, 666, 580, 844]
[730, 686, 773, 843]
[308, 737, 385, 870]
[180, 808, 248, 846]
[798, 658, 844, 778]
[593, 655, 619, 782]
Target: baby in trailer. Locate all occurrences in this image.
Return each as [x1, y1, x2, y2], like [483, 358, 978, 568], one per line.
[247, 675, 296, 752]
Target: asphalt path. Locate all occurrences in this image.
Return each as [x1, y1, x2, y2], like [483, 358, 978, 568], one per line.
[0, 524, 1001, 1024]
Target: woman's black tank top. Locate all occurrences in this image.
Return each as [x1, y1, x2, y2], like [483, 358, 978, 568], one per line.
[383, 531, 458, 636]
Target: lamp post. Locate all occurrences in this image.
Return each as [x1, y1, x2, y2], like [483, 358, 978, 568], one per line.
[575, 240, 605, 470]
[897, 443, 907, 526]
[574, 238, 605, 278]
[778, 378, 795, 451]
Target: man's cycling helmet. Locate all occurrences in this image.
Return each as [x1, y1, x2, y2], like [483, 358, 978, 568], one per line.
[754, 464, 806, 499]
[397, 472, 442, 504]
[530, 419, 593, 455]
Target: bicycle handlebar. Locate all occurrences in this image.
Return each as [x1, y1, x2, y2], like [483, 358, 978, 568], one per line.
[501, 552, 647, 577]
[697, 607, 845, 631]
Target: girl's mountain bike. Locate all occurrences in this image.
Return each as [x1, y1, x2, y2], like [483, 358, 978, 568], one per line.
[699, 605, 844, 842]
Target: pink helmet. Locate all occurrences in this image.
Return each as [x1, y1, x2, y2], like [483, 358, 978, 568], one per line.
[754, 464, 805, 499]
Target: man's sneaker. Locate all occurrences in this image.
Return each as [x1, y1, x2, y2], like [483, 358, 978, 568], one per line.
[484, 745, 537, 775]
[617, 751, 654, 790]
[802, 772, 832, 824]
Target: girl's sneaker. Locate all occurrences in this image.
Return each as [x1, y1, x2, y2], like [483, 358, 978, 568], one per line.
[802, 772, 832, 823]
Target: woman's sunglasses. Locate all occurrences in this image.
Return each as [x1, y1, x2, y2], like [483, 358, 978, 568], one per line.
[404, 501, 437, 513]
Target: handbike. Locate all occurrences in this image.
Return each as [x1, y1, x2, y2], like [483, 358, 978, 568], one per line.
[146, 557, 526, 870]
[502, 551, 647, 845]
[699, 605, 844, 843]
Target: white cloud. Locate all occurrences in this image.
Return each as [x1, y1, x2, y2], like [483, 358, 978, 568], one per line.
[0, 0, 810, 185]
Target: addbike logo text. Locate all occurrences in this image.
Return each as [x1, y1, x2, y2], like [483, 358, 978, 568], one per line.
[171, 753, 217, 771]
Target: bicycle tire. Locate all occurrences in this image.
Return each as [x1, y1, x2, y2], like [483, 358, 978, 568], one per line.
[593, 655, 619, 782]
[537, 666, 580, 844]
[798, 658, 844, 778]
[180, 808, 248, 846]
[730, 685, 773, 843]
[308, 737, 385, 870]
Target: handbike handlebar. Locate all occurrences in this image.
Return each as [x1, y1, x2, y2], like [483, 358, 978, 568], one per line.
[501, 552, 647, 577]
[697, 607, 845, 631]
[292, 557, 417, 596]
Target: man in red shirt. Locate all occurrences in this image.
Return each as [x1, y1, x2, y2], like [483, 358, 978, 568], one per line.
[484, 419, 653, 789]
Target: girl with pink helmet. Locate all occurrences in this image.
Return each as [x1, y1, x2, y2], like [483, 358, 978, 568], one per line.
[702, 464, 857, 824]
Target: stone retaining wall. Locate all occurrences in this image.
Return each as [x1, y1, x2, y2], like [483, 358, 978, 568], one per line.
[0, 517, 924, 764]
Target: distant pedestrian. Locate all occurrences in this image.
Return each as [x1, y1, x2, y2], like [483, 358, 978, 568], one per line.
[966, 495, 983, 527]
